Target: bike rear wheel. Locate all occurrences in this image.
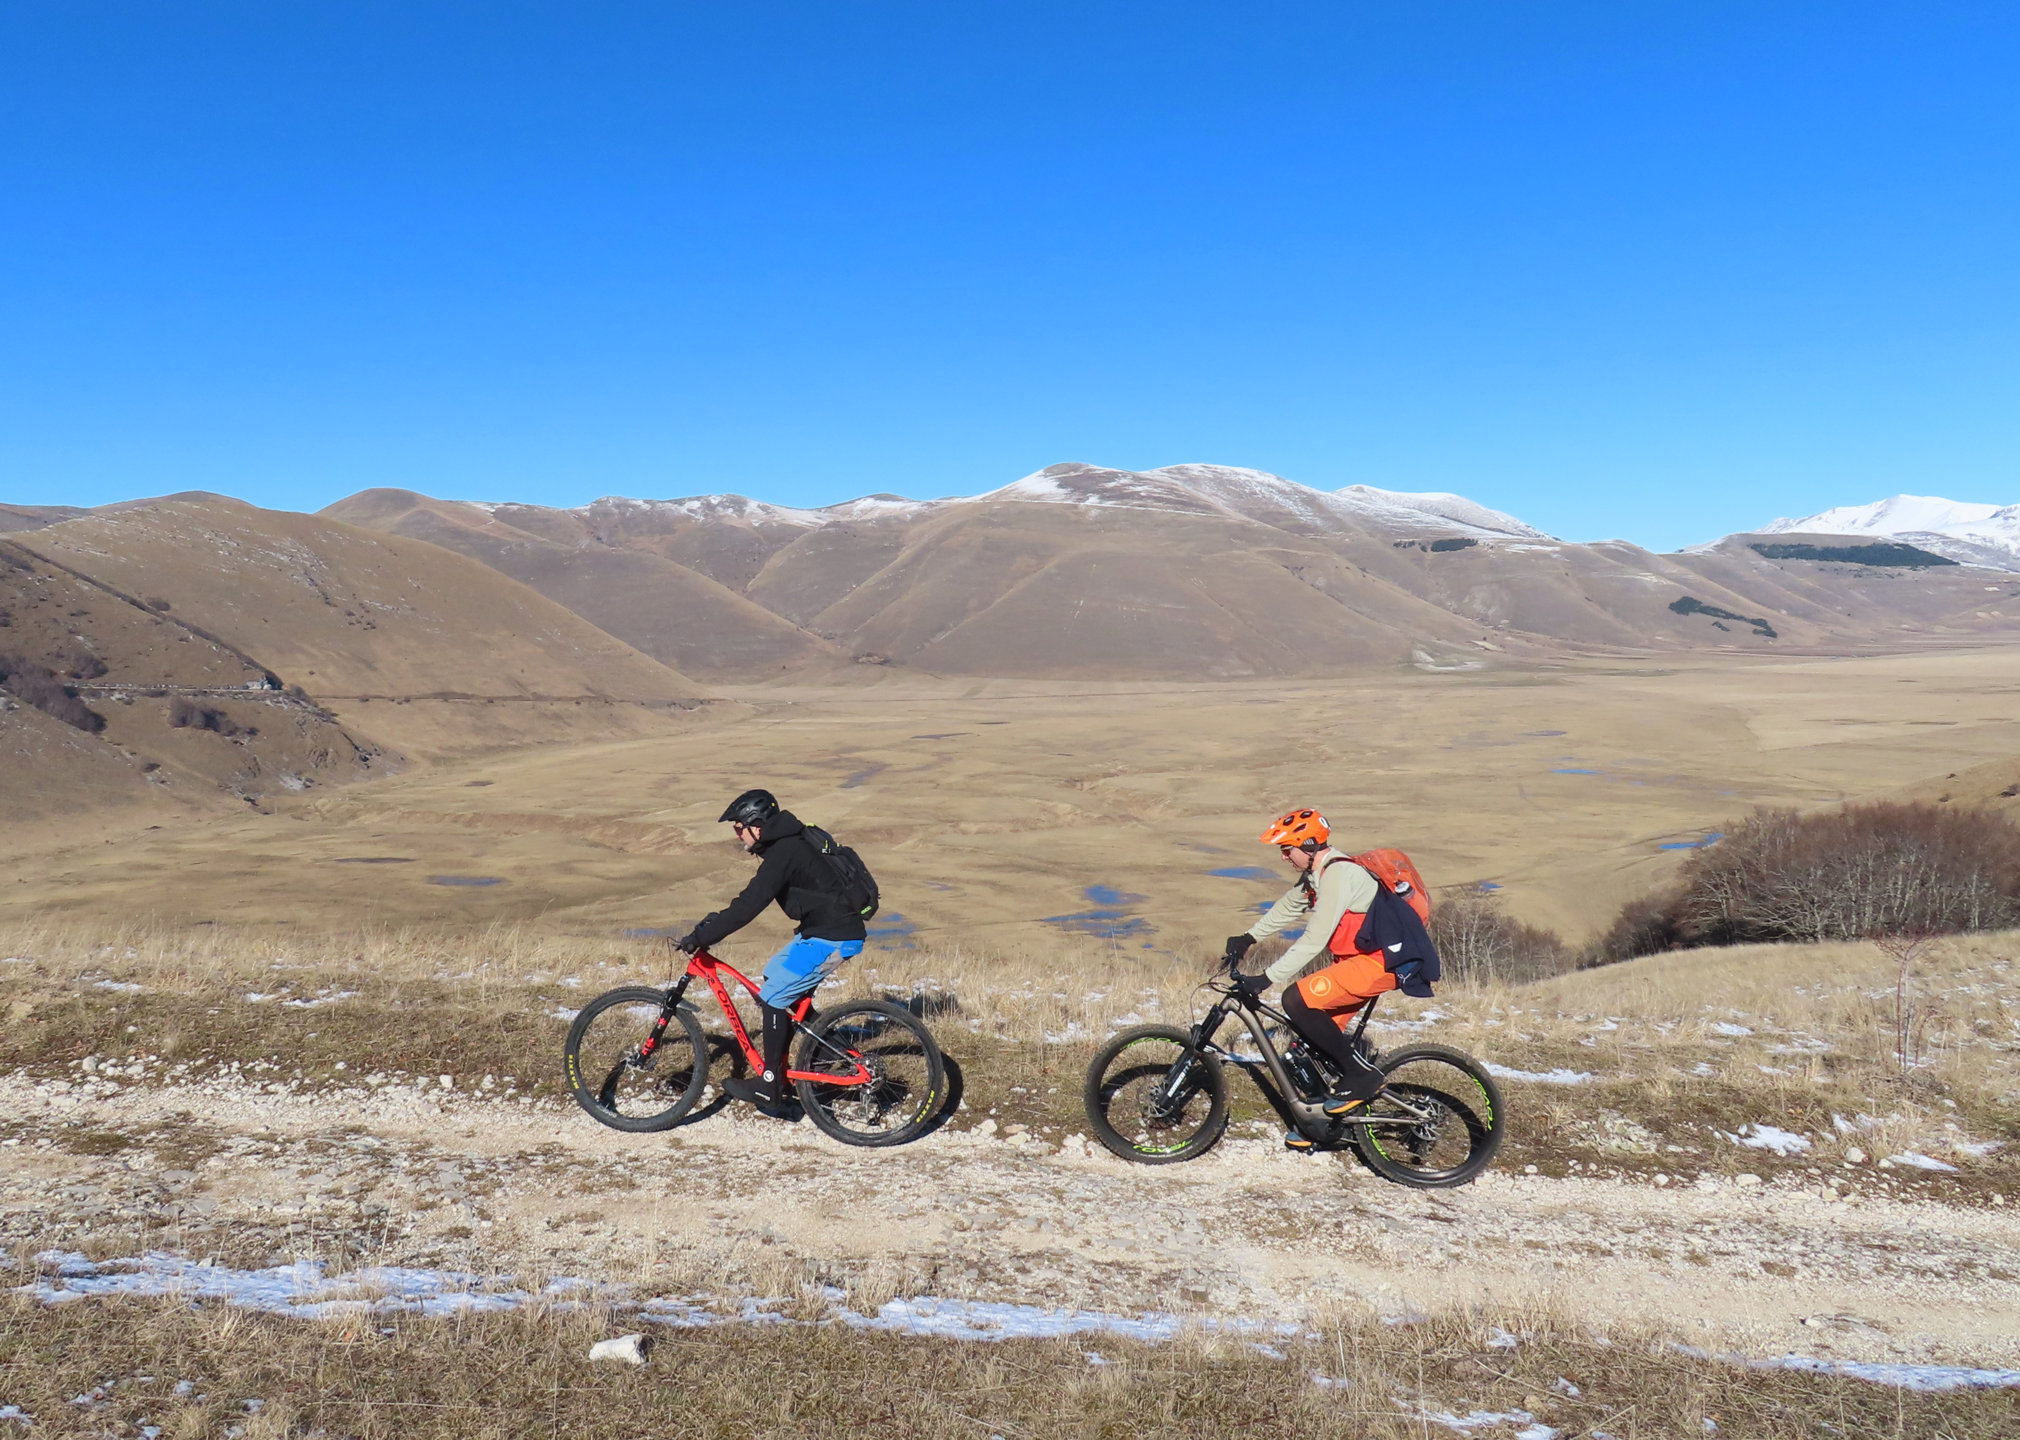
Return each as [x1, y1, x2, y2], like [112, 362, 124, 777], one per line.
[1351, 1043, 1504, 1188]
[794, 999, 945, 1147]
[1084, 1025, 1228, 1164]
[565, 986, 711, 1132]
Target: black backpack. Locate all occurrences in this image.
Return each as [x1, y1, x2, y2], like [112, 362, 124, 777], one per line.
[802, 825, 880, 921]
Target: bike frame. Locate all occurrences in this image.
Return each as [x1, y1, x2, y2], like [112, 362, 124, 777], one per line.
[641, 949, 872, 1087]
[1179, 985, 1432, 1144]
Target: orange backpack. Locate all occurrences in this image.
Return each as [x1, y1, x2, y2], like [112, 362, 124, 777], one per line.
[1317, 849, 1433, 957]
[1348, 849, 1432, 924]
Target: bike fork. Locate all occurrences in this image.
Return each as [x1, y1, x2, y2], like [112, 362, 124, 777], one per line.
[636, 976, 692, 1064]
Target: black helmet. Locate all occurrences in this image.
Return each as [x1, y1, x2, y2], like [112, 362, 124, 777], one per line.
[718, 789, 780, 827]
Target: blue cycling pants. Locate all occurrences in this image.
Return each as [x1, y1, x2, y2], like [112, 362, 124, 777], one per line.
[758, 935, 864, 1008]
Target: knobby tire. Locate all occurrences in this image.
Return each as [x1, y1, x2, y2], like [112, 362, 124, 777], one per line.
[1084, 1024, 1229, 1164]
[564, 985, 711, 1133]
[1351, 1042, 1505, 1189]
[794, 999, 945, 1148]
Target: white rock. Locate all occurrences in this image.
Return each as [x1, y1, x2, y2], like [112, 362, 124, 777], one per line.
[588, 1334, 650, 1366]
[1844, 1147, 1867, 1165]
[1733, 1173, 1762, 1187]
[438, 1075, 454, 1090]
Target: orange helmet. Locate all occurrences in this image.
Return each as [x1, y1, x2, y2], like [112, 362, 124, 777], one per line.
[1260, 808, 1330, 850]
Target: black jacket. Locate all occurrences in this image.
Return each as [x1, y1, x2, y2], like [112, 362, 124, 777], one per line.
[1352, 885, 1442, 998]
[688, 810, 868, 949]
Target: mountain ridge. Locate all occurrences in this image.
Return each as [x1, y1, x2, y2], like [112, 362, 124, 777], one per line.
[317, 467, 2020, 680]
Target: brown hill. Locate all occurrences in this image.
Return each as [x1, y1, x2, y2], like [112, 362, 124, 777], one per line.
[1, 536, 385, 844]
[322, 463, 2020, 680]
[10, 496, 705, 764]
[0, 503, 88, 533]
[319, 489, 838, 678]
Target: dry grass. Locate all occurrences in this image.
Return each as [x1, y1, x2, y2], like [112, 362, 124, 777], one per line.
[2, 1290, 2013, 1440]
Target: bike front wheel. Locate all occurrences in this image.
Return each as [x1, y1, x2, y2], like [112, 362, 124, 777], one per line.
[794, 999, 946, 1147]
[564, 986, 711, 1132]
[1351, 1043, 1504, 1188]
[1084, 1025, 1228, 1164]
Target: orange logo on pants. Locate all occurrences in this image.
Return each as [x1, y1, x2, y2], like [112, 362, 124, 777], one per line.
[1295, 950, 1398, 1027]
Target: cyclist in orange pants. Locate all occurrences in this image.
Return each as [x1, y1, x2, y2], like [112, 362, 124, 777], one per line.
[1224, 808, 1392, 1150]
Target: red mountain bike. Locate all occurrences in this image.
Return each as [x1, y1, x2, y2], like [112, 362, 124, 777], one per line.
[563, 947, 945, 1147]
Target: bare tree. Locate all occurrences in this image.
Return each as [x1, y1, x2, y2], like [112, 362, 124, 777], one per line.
[1872, 931, 1935, 1082]
[1430, 886, 1571, 985]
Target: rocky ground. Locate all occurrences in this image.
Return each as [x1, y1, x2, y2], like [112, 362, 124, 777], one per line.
[5, 1064, 2017, 1375]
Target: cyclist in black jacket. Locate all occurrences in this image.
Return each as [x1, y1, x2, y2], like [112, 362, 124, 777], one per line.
[677, 789, 867, 1115]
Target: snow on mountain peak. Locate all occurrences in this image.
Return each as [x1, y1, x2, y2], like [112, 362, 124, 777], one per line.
[1332, 484, 1551, 540]
[1762, 495, 2009, 537]
[1757, 493, 2020, 569]
[983, 462, 1552, 540]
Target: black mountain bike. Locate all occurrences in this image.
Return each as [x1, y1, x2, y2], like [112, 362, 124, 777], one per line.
[1083, 952, 1504, 1187]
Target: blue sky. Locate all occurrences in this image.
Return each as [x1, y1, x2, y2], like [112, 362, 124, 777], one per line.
[2, 3, 2015, 548]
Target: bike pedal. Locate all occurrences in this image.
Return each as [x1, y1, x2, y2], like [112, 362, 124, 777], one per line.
[1283, 1131, 1316, 1152]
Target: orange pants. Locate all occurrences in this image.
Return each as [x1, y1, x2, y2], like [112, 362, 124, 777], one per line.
[1293, 950, 1398, 1028]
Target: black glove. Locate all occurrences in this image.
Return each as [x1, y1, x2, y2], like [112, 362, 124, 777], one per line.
[1232, 970, 1270, 1002]
[1224, 934, 1256, 963]
[673, 930, 703, 955]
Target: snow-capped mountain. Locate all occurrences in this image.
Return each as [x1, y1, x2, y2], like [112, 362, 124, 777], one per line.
[979, 463, 1552, 540]
[571, 492, 930, 529]
[1758, 494, 2020, 571]
[559, 462, 1554, 542]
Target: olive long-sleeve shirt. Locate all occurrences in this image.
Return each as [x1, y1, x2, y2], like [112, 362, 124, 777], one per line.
[1247, 853, 1379, 986]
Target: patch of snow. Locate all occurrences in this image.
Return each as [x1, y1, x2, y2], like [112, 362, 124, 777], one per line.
[21, 1252, 1304, 1349]
[1956, 1140, 2005, 1158]
[1887, 1152, 1960, 1173]
[92, 980, 144, 993]
[1709, 1022, 1753, 1037]
[1416, 1407, 1554, 1437]
[1729, 1124, 1812, 1157]
[282, 990, 358, 1009]
[1483, 1063, 1594, 1086]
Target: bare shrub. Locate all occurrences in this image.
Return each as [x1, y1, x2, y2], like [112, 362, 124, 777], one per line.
[1429, 885, 1572, 985]
[1592, 803, 2020, 962]
[45, 642, 107, 680]
[1583, 887, 1688, 965]
[1678, 803, 2020, 945]
[167, 696, 246, 735]
[0, 653, 106, 733]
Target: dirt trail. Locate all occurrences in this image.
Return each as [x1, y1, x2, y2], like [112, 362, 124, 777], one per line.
[4, 1072, 2016, 1370]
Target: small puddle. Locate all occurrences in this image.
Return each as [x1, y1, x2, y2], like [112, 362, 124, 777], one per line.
[332, 857, 415, 865]
[840, 761, 888, 789]
[1659, 832, 1725, 851]
[1044, 885, 1152, 941]
[867, 912, 917, 948]
[1082, 884, 1144, 907]
[429, 876, 506, 887]
[909, 733, 972, 741]
[1551, 768, 1600, 775]
[1209, 866, 1277, 881]
[1522, 730, 1567, 737]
